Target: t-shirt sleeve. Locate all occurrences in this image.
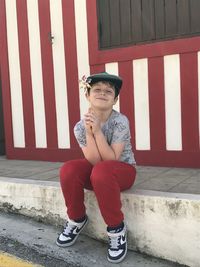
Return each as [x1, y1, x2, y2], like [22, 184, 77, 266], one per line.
[74, 120, 86, 147]
[111, 115, 131, 144]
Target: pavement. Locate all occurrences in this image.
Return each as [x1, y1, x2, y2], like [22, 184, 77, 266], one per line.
[0, 156, 199, 194]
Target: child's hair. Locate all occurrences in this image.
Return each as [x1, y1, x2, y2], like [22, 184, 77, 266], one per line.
[87, 81, 119, 98]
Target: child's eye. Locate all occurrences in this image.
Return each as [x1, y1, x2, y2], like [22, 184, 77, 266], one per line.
[94, 88, 101, 93]
[106, 90, 113, 94]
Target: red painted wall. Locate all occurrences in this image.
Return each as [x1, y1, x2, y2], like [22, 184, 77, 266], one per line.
[0, 0, 199, 167]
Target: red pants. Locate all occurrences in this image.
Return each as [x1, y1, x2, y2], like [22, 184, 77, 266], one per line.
[60, 159, 136, 227]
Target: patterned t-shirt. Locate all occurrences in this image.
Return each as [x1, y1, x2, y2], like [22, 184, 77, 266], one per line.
[74, 110, 136, 166]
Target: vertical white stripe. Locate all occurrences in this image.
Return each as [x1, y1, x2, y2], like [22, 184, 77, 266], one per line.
[105, 63, 120, 112]
[50, 0, 70, 148]
[74, 0, 90, 118]
[133, 59, 150, 150]
[27, 0, 47, 148]
[5, 0, 25, 147]
[198, 52, 200, 147]
[164, 54, 182, 150]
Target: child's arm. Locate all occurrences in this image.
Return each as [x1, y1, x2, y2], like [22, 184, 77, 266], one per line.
[94, 131, 125, 160]
[85, 110, 125, 161]
[81, 133, 102, 165]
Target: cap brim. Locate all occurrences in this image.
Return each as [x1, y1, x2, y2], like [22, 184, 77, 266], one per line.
[86, 73, 122, 89]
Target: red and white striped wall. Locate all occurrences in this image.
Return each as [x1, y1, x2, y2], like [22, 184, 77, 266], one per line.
[0, 0, 199, 167]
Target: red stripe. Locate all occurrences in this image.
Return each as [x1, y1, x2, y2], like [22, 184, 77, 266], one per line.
[135, 151, 200, 168]
[89, 37, 200, 65]
[118, 61, 136, 151]
[6, 147, 83, 162]
[180, 52, 199, 151]
[5, 147, 200, 167]
[86, 0, 99, 65]
[62, 0, 80, 148]
[38, 0, 58, 148]
[90, 64, 105, 74]
[0, 0, 14, 154]
[16, 0, 35, 148]
[148, 57, 166, 151]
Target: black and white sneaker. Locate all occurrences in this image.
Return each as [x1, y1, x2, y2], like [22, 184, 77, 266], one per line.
[107, 224, 127, 263]
[56, 216, 88, 247]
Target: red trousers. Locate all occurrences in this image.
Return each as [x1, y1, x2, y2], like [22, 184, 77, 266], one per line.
[60, 159, 136, 227]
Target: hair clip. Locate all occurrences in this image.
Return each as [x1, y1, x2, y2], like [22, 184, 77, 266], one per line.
[79, 75, 91, 92]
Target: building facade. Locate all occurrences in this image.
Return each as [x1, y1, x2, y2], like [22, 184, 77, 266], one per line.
[0, 0, 199, 167]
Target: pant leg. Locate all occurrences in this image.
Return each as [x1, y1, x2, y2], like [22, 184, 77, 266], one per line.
[90, 160, 136, 227]
[59, 159, 93, 220]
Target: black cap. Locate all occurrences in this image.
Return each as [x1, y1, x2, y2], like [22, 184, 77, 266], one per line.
[86, 72, 123, 96]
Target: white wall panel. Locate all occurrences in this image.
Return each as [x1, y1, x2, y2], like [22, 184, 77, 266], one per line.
[164, 55, 182, 150]
[50, 0, 70, 148]
[133, 59, 150, 150]
[5, 0, 25, 148]
[27, 0, 47, 148]
[74, 0, 90, 118]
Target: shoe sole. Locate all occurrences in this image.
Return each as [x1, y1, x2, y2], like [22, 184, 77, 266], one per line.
[107, 245, 127, 263]
[56, 218, 88, 247]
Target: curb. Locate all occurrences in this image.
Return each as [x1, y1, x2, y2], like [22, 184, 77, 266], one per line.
[0, 177, 199, 267]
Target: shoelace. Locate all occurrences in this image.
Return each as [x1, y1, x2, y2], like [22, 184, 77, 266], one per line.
[109, 235, 120, 249]
[63, 222, 76, 235]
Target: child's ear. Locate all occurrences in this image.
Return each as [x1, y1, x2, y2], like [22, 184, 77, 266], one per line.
[114, 96, 118, 104]
[85, 91, 89, 99]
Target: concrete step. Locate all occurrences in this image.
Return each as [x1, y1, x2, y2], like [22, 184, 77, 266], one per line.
[0, 176, 199, 267]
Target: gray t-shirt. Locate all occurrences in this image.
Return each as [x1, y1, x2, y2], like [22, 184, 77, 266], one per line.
[74, 110, 136, 166]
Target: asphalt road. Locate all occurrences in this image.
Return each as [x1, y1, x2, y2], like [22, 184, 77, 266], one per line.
[0, 236, 79, 267]
[0, 212, 187, 267]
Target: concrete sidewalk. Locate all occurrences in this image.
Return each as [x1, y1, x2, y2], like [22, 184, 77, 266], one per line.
[0, 156, 200, 267]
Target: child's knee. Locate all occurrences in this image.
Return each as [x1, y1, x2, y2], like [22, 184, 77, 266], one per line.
[90, 161, 113, 185]
[92, 161, 113, 175]
[60, 161, 78, 181]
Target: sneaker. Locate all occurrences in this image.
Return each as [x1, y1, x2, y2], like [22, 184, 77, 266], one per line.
[56, 216, 88, 247]
[107, 224, 127, 263]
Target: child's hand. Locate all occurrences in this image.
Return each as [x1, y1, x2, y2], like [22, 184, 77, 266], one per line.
[84, 115, 93, 136]
[84, 108, 101, 135]
[84, 108, 93, 135]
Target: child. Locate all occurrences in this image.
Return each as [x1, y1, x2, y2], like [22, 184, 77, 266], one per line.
[56, 72, 136, 263]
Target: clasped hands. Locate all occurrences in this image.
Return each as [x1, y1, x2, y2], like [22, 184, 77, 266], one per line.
[84, 108, 101, 135]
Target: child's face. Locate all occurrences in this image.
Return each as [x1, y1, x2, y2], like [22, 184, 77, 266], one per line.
[86, 82, 118, 110]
